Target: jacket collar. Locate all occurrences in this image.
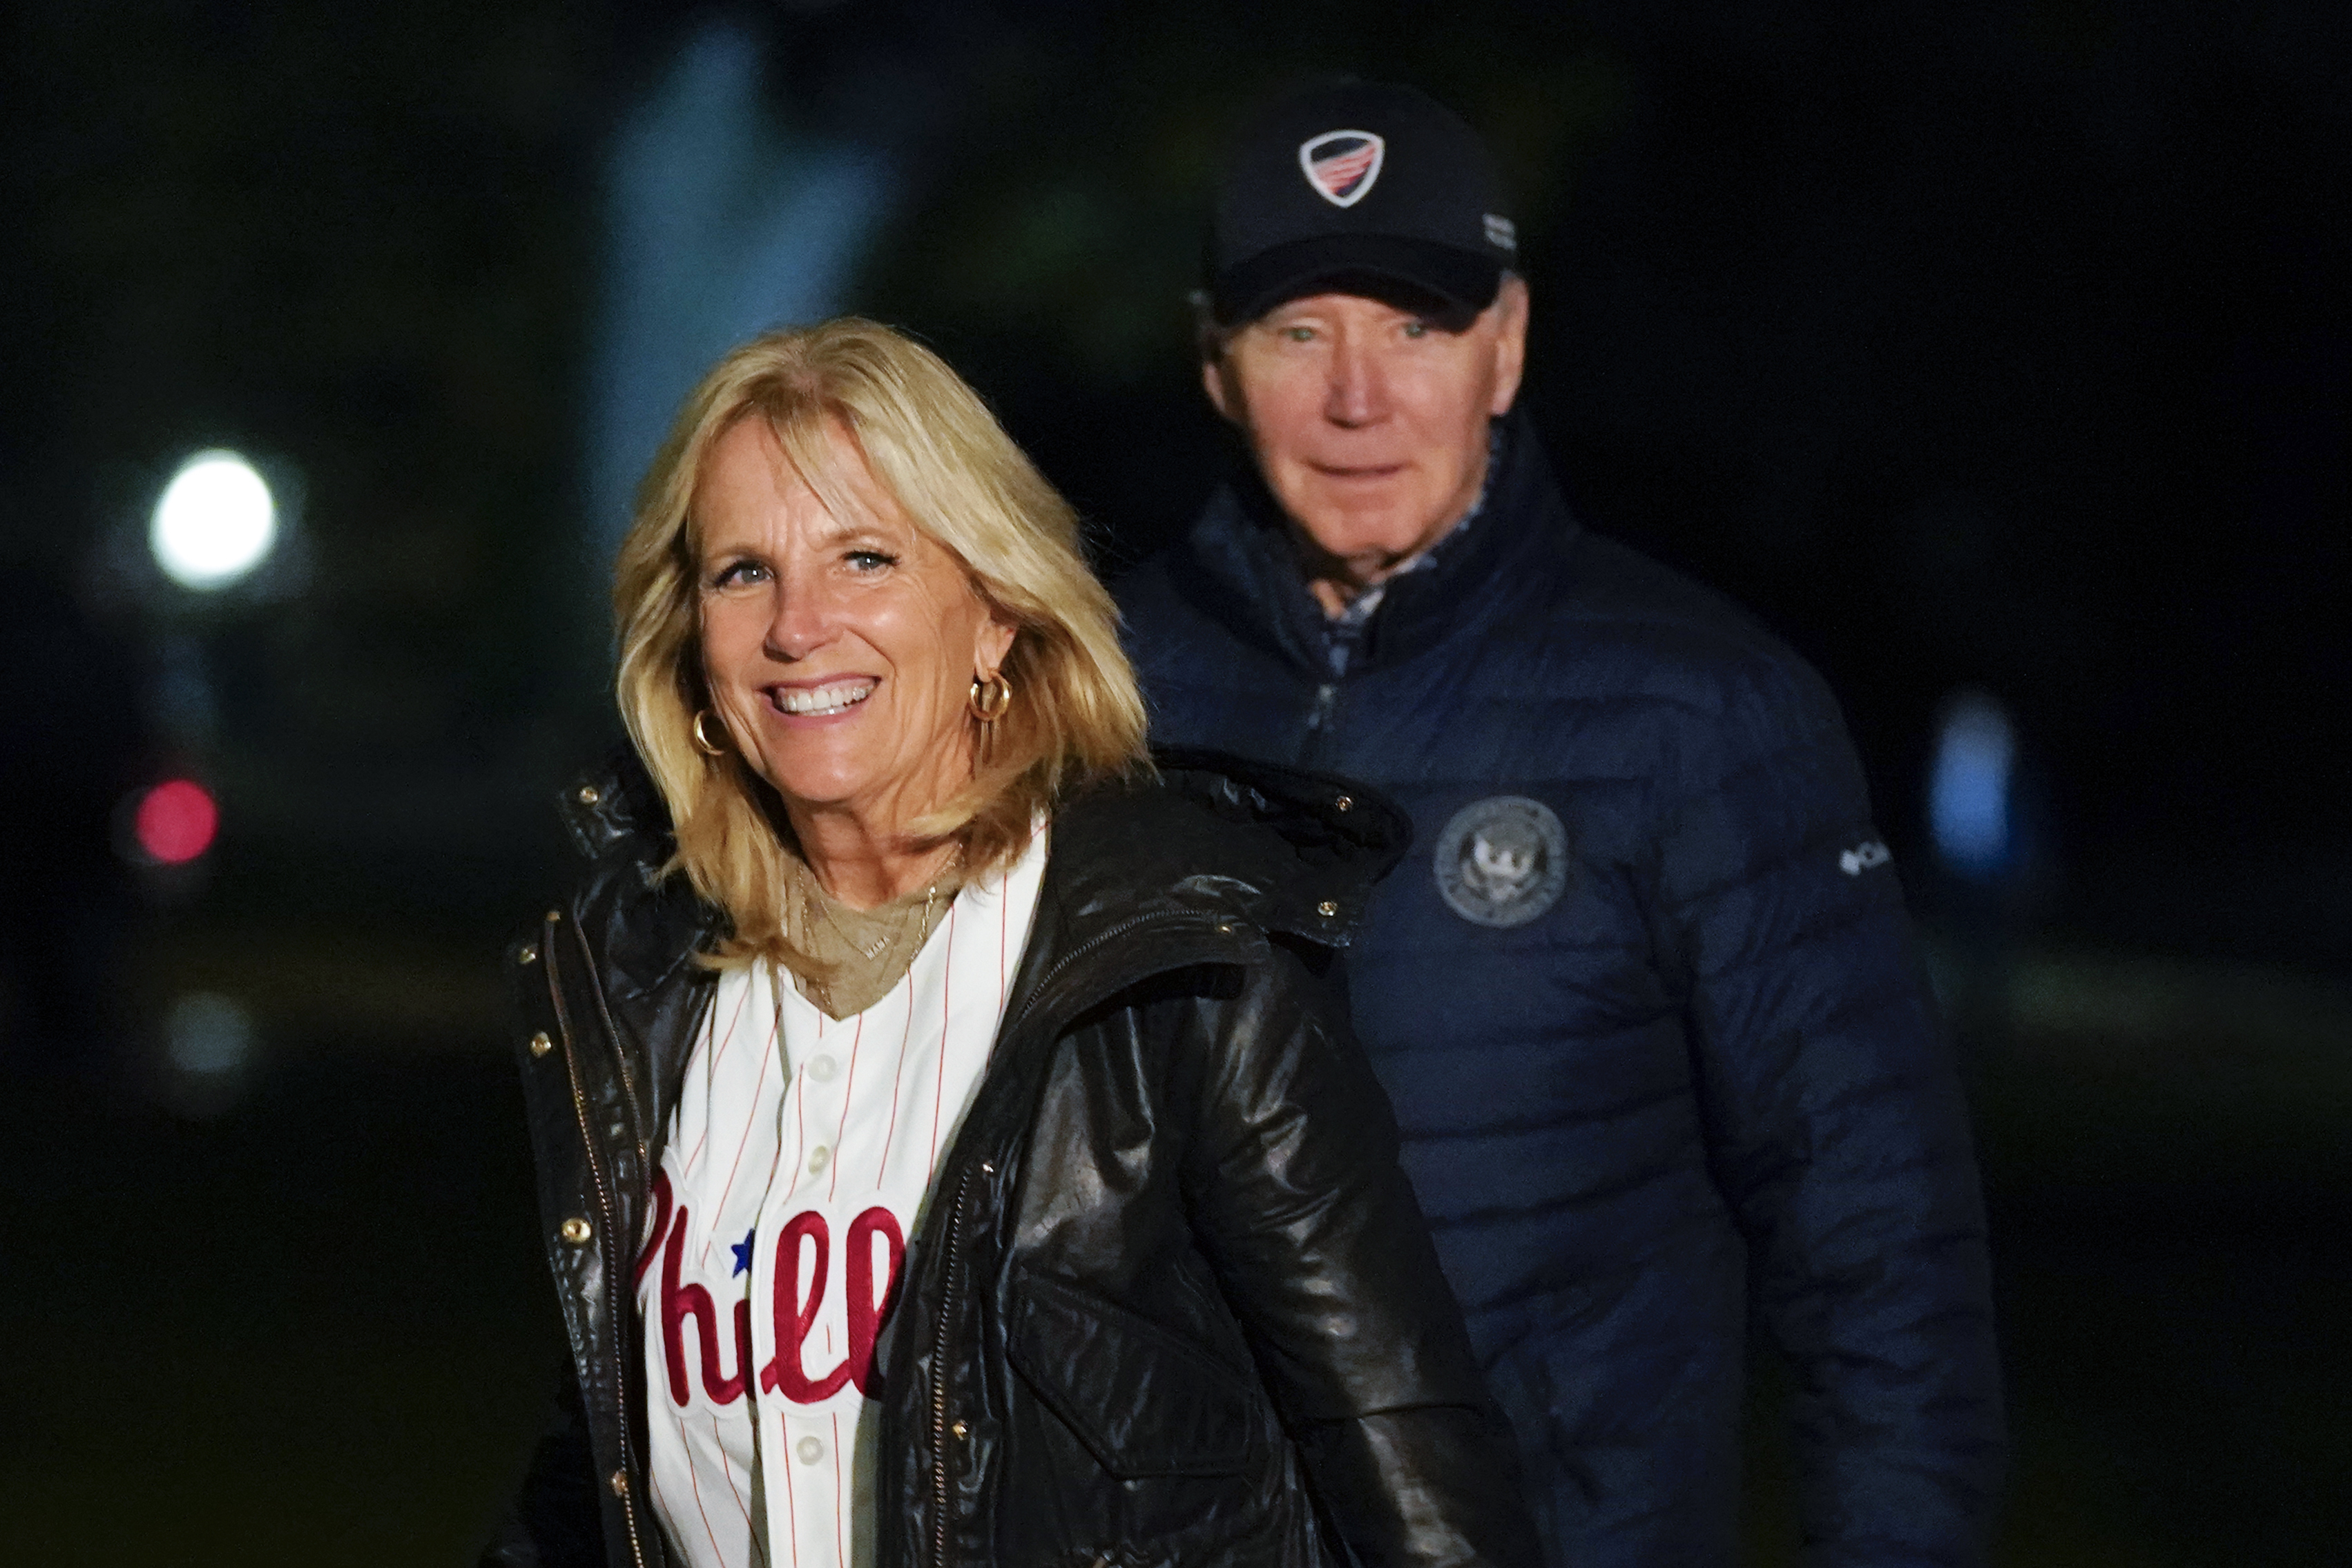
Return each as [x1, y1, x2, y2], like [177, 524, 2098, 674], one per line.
[557, 743, 720, 1006]
[559, 740, 672, 864]
[557, 744, 1411, 1029]
[1176, 407, 1579, 677]
[1043, 748, 1407, 945]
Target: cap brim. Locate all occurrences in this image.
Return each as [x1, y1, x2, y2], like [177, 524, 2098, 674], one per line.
[1212, 234, 1503, 327]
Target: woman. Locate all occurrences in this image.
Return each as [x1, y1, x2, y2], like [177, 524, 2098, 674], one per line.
[485, 319, 1538, 1568]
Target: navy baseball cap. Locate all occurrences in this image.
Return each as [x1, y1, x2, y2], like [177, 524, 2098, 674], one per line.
[1206, 81, 1518, 327]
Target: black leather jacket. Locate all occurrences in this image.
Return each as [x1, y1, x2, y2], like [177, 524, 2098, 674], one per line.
[483, 748, 1542, 1568]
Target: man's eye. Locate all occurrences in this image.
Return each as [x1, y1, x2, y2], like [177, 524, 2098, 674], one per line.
[1402, 320, 1429, 339]
[1284, 325, 1317, 343]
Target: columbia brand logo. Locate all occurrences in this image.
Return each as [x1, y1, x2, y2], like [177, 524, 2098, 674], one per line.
[1840, 840, 1892, 876]
[1483, 213, 1517, 251]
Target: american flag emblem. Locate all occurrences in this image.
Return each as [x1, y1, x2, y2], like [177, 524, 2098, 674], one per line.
[1299, 130, 1386, 208]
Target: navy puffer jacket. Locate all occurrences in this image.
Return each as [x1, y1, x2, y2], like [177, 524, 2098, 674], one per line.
[1114, 419, 2003, 1566]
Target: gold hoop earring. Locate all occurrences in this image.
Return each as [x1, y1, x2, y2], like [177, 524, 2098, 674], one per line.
[691, 709, 729, 757]
[968, 672, 1013, 722]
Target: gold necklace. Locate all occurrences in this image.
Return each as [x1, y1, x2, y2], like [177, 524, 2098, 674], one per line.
[811, 843, 965, 962]
[815, 896, 901, 962]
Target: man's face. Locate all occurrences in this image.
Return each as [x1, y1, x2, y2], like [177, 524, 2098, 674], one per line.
[1204, 279, 1528, 593]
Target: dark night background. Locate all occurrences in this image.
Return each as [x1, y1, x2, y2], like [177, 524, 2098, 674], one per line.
[2, 2, 2346, 1562]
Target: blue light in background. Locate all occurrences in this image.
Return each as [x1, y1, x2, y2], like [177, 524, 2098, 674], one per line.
[1929, 687, 2017, 880]
[588, 17, 897, 559]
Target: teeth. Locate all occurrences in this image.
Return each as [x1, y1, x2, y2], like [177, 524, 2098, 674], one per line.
[775, 680, 875, 717]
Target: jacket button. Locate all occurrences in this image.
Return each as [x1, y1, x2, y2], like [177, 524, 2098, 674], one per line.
[529, 1032, 552, 1058]
[950, 1420, 968, 1440]
[545, 909, 563, 924]
[1316, 900, 1338, 918]
[517, 944, 538, 965]
[559, 1217, 592, 1244]
[979, 1161, 995, 1176]
[1334, 794, 1353, 812]
[609, 1469, 628, 1497]
[577, 785, 600, 806]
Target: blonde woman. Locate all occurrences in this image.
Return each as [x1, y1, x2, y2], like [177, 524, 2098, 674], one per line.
[483, 320, 1539, 1568]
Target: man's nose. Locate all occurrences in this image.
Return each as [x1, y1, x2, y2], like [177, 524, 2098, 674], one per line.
[1323, 334, 1388, 427]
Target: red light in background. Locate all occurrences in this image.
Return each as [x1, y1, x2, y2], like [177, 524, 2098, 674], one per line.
[135, 780, 219, 864]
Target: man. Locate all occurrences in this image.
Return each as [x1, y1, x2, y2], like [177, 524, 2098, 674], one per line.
[1116, 81, 2005, 1565]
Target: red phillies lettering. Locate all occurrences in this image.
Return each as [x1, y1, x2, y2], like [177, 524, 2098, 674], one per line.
[762, 1212, 850, 1402]
[843, 1206, 905, 1396]
[661, 1202, 752, 1406]
[761, 1206, 905, 1402]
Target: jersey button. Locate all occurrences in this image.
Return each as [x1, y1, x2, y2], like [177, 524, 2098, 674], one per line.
[807, 1054, 838, 1083]
[807, 1145, 831, 1174]
[796, 1435, 825, 1464]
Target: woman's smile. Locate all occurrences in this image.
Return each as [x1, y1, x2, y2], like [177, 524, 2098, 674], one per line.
[764, 677, 878, 720]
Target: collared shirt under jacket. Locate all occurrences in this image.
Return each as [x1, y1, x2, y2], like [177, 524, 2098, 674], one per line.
[481, 750, 1544, 1568]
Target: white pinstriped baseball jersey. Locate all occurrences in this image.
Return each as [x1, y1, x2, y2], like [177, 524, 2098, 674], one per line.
[635, 829, 1047, 1568]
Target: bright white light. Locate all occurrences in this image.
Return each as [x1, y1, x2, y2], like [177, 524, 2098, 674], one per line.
[151, 449, 277, 590]
[1928, 688, 2016, 880]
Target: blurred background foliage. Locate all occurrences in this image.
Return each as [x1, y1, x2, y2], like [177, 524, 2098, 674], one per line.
[1, 1, 2346, 1563]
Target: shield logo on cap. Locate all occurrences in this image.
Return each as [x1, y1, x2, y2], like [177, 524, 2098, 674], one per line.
[1298, 130, 1385, 208]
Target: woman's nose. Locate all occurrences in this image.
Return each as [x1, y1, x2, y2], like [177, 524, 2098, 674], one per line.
[762, 572, 838, 661]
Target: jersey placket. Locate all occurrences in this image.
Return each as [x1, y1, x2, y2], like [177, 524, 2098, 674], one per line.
[753, 994, 863, 1568]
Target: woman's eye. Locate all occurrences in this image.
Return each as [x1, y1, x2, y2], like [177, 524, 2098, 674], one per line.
[711, 559, 768, 588]
[845, 550, 896, 572]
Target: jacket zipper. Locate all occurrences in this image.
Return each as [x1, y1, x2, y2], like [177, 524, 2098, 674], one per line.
[931, 1159, 978, 1568]
[1298, 680, 1342, 771]
[543, 916, 650, 1568]
[1001, 911, 1193, 1041]
[570, 916, 652, 1179]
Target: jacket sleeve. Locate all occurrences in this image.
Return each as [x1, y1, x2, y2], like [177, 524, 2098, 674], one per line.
[1179, 946, 1546, 1568]
[479, 1359, 609, 1568]
[1652, 659, 2005, 1566]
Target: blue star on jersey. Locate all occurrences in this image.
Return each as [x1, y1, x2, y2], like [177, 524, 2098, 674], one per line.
[731, 1227, 755, 1277]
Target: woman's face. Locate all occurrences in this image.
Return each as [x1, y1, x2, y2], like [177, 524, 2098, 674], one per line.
[695, 416, 1014, 833]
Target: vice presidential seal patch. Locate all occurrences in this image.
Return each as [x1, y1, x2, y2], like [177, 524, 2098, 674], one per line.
[1434, 796, 1569, 929]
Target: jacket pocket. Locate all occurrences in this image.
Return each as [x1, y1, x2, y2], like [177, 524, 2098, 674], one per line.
[1005, 1272, 1259, 1480]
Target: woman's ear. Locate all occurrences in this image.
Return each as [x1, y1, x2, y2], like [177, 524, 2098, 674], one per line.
[975, 612, 1017, 679]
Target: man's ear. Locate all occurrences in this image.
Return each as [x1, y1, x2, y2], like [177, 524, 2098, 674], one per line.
[1488, 274, 1531, 417]
[1200, 351, 1237, 424]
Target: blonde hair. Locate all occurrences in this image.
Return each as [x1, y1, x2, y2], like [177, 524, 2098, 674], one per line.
[613, 318, 1148, 967]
